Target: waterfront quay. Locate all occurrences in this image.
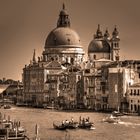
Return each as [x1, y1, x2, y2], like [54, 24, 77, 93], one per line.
[1, 106, 140, 140]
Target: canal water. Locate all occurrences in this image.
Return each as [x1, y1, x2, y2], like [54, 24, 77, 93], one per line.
[1, 106, 140, 140]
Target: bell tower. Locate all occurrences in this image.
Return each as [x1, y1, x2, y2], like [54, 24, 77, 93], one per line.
[111, 26, 120, 61]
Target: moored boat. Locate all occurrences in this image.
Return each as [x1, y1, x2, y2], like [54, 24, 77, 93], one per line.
[3, 104, 11, 109]
[0, 136, 29, 140]
[0, 114, 27, 140]
[0, 123, 26, 137]
[0, 125, 28, 140]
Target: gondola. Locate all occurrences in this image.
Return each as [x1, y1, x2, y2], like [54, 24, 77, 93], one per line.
[53, 122, 67, 130]
[53, 121, 78, 130]
[64, 121, 79, 129]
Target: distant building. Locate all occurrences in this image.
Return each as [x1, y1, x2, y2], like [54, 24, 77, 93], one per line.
[0, 79, 22, 104]
[0, 84, 9, 99]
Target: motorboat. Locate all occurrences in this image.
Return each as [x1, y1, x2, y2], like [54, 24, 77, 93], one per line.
[112, 111, 123, 117]
[102, 114, 120, 123]
[46, 106, 55, 109]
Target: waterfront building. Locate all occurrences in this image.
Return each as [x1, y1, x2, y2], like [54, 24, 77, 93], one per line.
[22, 3, 140, 112]
[107, 67, 135, 111]
[0, 79, 22, 104]
[82, 60, 140, 111]
[23, 52, 46, 106]
[82, 25, 120, 111]
[58, 66, 83, 109]
[128, 83, 140, 113]
[0, 84, 9, 100]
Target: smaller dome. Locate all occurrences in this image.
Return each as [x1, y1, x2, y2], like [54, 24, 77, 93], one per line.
[88, 39, 110, 53]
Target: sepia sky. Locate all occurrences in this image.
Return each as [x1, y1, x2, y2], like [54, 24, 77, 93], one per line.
[0, 0, 140, 81]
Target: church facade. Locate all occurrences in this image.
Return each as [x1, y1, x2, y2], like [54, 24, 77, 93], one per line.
[22, 4, 140, 111]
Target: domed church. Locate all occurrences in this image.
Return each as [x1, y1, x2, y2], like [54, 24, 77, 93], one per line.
[42, 3, 84, 64]
[22, 4, 85, 107]
[88, 24, 120, 68]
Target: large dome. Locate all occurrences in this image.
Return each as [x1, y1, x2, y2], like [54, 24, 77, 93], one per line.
[88, 39, 110, 53]
[45, 27, 82, 48]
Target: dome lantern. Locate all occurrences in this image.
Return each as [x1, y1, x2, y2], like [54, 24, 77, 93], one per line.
[57, 3, 70, 28]
[94, 24, 103, 39]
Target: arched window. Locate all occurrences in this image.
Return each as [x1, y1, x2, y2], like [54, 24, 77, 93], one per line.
[134, 89, 136, 95]
[134, 104, 137, 112]
[71, 58, 74, 64]
[138, 89, 139, 95]
[93, 55, 96, 60]
[130, 89, 133, 95]
[131, 104, 133, 111]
